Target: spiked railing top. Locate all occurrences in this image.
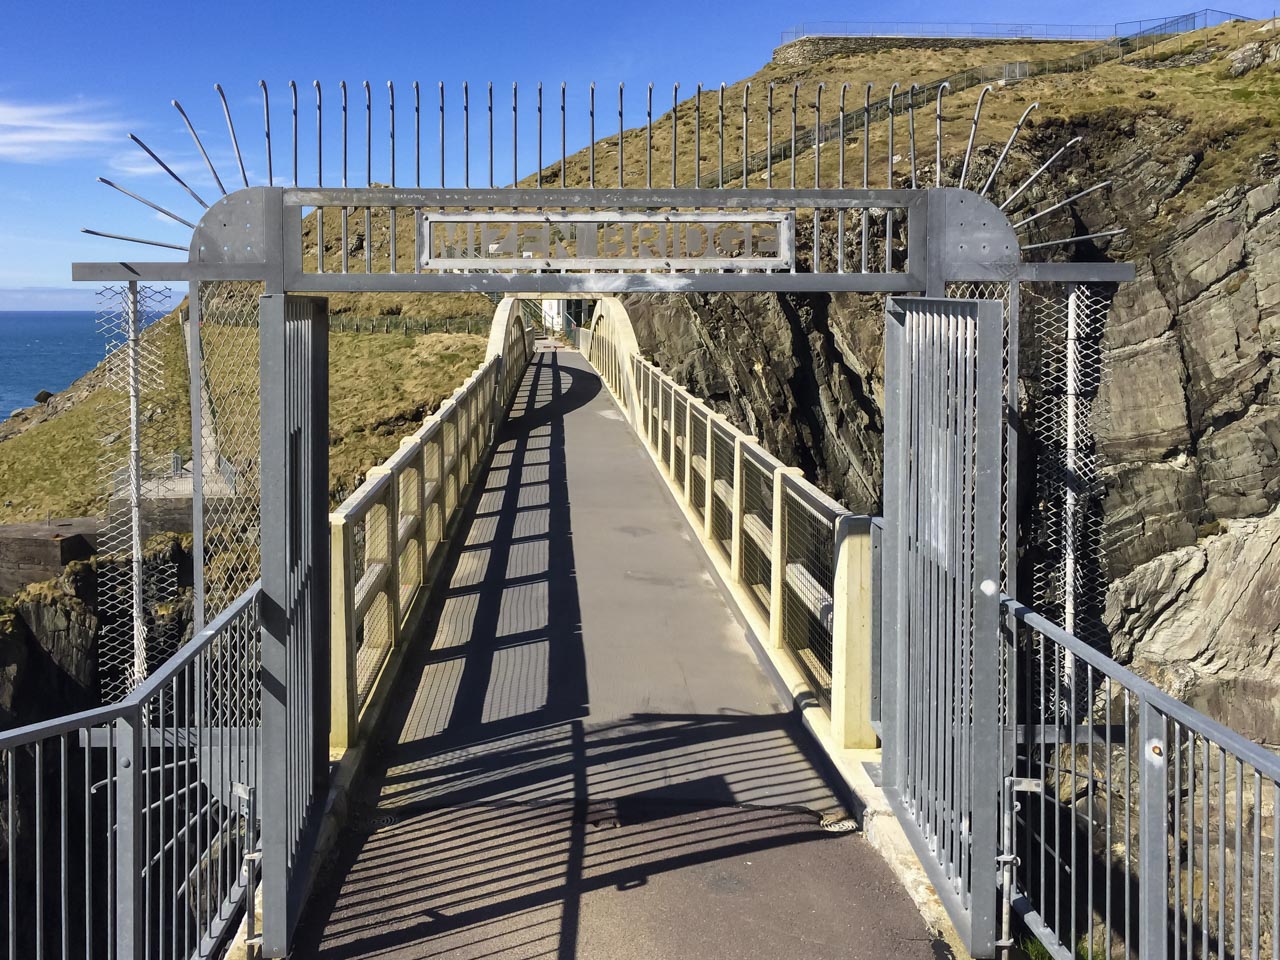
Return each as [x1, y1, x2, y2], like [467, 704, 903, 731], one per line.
[83, 77, 1124, 259]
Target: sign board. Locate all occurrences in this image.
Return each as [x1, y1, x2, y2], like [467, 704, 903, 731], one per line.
[418, 210, 794, 272]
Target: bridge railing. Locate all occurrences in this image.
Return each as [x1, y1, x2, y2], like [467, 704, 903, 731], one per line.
[328, 298, 533, 752]
[1005, 596, 1280, 960]
[0, 581, 262, 960]
[585, 303, 879, 748]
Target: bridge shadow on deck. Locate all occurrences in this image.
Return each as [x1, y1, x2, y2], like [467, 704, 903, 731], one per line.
[295, 349, 940, 960]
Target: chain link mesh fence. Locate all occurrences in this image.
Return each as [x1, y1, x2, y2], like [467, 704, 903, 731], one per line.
[1020, 284, 1110, 649]
[96, 284, 185, 702]
[196, 281, 264, 623]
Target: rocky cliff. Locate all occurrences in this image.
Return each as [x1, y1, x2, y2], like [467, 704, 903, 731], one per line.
[625, 31, 1280, 738]
[0, 534, 194, 727]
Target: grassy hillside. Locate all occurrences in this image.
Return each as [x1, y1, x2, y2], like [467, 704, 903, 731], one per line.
[290, 22, 1280, 280]
[0, 308, 487, 524]
[8, 21, 1277, 523]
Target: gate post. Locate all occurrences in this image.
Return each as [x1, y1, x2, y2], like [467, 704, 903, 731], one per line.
[258, 293, 330, 957]
[881, 297, 1005, 958]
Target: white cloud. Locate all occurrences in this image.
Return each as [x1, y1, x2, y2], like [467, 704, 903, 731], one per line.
[107, 151, 202, 179]
[0, 99, 124, 163]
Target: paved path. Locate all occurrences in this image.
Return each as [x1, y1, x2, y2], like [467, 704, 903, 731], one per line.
[295, 348, 941, 960]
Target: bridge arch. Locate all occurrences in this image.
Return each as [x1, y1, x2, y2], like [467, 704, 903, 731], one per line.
[485, 296, 537, 406]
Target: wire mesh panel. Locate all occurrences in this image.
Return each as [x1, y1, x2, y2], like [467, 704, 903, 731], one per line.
[673, 393, 688, 490]
[96, 284, 184, 703]
[443, 417, 459, 516]
[356, 492, 395, 702]
[397, 450, 424, 613]
[690, 407, 709, 524]
[780, 479, 838, 703]
[1022, 284, 1109, 646]
[739, 448, 776, 615]
[882, 296, 1004, 956]
[660, 382, 672, 468]
[710, 422, 736, 559]
[196, 280, 264, 625]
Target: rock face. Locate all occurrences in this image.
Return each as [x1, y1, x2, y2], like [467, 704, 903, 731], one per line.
[622, 290, 885, 514]
[0, 534, 195, 727]
[0, 562, 99, 727]
[1105, 503, 1280, 745]
[623, 173, 1280, 741]
[1097, 180, 1280, 579]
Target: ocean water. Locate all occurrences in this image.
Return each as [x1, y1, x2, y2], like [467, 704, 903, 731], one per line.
[0, 311, 102, 418]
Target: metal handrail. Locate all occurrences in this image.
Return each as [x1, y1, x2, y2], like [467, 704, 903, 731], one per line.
[0, 582, 261, 749]
[1003, 594, 1280, 778]
[0, 579, 262, 959]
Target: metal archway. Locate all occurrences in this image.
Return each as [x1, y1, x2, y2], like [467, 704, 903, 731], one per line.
[72, 77, 1132, 958]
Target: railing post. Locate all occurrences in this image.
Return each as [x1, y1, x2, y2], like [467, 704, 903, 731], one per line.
[367, 466, 402, 647]
[704, 415, 721, 542]
[329, 514, 358, 752]
[731, 435, 757, 584]
[830, 514, 879, 748]
[113, 711, 145, 958]
[770, 467, 804, 649]
[682, 397, 694, 504]
[1138, 698, 1170, 959]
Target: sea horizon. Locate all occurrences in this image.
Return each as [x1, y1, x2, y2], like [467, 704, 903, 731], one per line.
[0, 309, 102, 419]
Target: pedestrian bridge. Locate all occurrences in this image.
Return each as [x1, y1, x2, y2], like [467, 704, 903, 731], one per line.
[293, 334, 931, 960]
[2, 294, 1277, 960]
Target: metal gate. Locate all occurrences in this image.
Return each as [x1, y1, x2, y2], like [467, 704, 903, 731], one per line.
[258, 294, 330, 955]
[881, 296, 1005, 957]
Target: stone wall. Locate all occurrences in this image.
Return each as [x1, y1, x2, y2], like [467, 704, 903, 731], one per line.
[0, 519, 99, 595]
[772, 34, 1083, 68]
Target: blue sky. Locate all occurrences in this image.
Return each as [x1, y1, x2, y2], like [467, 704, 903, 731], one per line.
[0, 0, 1250, 309]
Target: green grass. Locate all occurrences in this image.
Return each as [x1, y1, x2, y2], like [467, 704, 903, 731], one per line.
[0, 319, 487, 524]
[0, 311, 191, 523]
[327, 331, 487, 502]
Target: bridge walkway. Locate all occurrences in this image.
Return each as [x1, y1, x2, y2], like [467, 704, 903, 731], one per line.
[294, 347, 939, 959]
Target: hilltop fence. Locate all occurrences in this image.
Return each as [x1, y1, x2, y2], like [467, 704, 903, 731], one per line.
[743, 9, 1255, 191]
[780, 9, 1252, 44]
[328, 315, 490, 335]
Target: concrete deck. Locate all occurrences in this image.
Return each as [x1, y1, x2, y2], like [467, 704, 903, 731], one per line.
[295, 348, 942, 959]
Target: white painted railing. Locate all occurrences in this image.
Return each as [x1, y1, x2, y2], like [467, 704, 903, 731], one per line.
[328, 298, 533, 751]
[584, 299, 880, 748]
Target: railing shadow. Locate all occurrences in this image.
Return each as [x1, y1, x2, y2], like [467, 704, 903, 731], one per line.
[293, 348, 871, 959]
